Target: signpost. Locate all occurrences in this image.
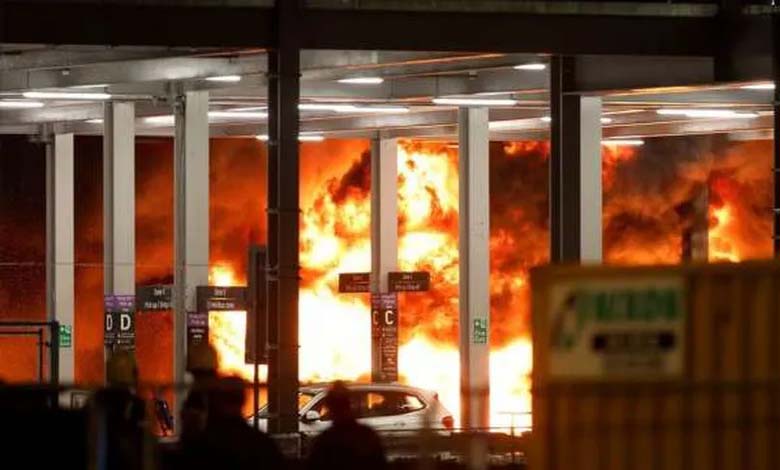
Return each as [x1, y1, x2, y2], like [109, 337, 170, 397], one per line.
[104, 295, 135, 351]
[136, 285, 173, 310]
[196, 286, 247, 311]
[388, 271, 430, 292]
[371, 293, 399, 383]
[338, 273, 371, 293]
[338, 270, 430, 383]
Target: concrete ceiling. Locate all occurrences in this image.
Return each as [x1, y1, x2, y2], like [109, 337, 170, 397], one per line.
[0, 46, 773, 141]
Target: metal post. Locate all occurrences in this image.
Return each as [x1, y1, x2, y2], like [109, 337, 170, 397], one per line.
[682, 186, 709, 261]
[173, 90, 210, 421]
[458, 107, 490, 431]
[267, 0, 301, 435]
[549, 56, 603, 263]
[47, 132, 75, 383]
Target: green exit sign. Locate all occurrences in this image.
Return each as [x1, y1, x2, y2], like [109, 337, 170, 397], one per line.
[59, 325, 72, 348]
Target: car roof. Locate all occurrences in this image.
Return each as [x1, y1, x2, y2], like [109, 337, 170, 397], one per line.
[299, 382, 434, 396]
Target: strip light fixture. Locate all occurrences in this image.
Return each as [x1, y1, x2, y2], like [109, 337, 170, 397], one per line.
[23, 91, 111, 100]
[0, 100, 44, 109]
[337, 77, 385, 85]
[741, 82, 775, 90]
[514, 63, 547, 71]
[205, 75, 242, 83]
[657, 108, 757, 119]
[602, 139, 645, 146]
[255, 134, 325, 142]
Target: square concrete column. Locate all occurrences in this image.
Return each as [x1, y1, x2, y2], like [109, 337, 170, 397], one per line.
[550, 56, 603, 263]
[173, 91, 209, 410]
[46, 132, 75, 383]
[371, 138, 398, 293]
[458, 107, 491, 430]
[104, 102, 136, 295]
[370, 138, 398, 383]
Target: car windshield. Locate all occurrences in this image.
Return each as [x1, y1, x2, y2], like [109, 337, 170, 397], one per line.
[253, 391, 318, 418]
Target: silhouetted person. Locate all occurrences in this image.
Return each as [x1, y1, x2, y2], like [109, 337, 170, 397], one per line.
[177, 375, 285, 470]
[307, 381, 387, 470]
[180, 343, 219, 441]
[88, 350, 150, 470]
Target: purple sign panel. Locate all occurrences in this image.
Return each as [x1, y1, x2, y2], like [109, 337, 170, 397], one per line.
[371, 293, 398, 383]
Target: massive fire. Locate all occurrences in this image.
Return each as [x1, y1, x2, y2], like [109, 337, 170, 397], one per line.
[208, 141, 539, 430]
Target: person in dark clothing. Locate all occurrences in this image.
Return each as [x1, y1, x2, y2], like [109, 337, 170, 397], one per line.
[307, 381, 388, 470]
[177, 375, 285, 470]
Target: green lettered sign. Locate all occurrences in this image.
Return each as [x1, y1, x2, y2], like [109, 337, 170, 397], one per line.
[549, 277, 686, 380]
[59, 325, 72, 348]
[473, 318, 488, 344]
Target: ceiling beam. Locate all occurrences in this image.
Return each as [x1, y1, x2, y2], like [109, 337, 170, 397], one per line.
[0, 56, 267, 91]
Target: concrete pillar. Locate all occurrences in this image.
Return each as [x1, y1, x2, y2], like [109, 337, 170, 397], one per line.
[458, 107, 490, 430]
[103, 102, 136, 369]
[682, 186, 709, 261]
[550, 56, 603, 263]
[371, 138, 398, 293]
[173, 91, 209, 415]
[46, 132, 75, 383]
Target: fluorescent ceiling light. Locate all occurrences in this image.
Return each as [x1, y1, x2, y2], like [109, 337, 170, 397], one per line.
[23, 91, 111, 100]
[299, 103, 408, 114]
[255, 134, 325, 142]
[657, 108, 757, 119]
[337, 77, 384, 85]
[145, 111, 267, 126]
[85, 119, 104, 124]
[741, 82, 775, 90]
[513, 63, 546, 71]
[71, 84, 108, 89]
[0, 100, 44, 109]
[432, 97, 517, 106]
[144, 115, 175, 125]
[602, 139, 645, 146]
[205, 75, 242, 83]
[208, 111, 267, 119]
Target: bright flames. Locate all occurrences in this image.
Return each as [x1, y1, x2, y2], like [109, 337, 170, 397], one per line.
[208, 141, 534, 431]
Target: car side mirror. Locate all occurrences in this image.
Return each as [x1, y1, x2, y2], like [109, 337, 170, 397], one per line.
[302, 410, 321, 423]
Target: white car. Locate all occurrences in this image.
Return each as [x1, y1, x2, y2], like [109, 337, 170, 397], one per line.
[250, 382, 454, 435]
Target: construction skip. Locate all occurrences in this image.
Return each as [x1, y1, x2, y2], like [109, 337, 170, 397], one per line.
[531, 261, 780, 470]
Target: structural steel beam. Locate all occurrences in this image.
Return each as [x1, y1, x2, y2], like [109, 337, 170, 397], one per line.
[550, 56, 603, 263]
[266, 0, 300, 435]
[0, 56, 267, 91]
[0, 2, 736, 57]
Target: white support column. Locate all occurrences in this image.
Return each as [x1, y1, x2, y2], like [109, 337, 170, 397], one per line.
[371, 138, 398, 293]
[104, 102, 136, 296]
[47, 132, 75, 383]
[103, 102, 135, 376]
[579, 96, 603, 263]
[173, 91, 209, 410]
[458, 107, 490, 430]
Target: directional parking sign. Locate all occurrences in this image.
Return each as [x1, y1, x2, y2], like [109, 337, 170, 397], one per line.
[104, 295, 136, 350]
